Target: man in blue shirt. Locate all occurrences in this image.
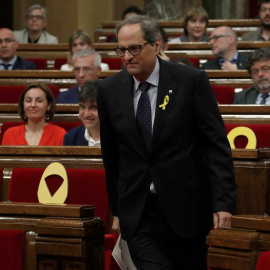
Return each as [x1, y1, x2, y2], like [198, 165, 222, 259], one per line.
[202, 26, 247, 70]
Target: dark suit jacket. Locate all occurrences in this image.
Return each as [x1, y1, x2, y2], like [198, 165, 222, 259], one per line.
[233, 87, 258, 104]
[12, 56, 36, 70]
[56, 86, 79, 104]
[98, 57, 236, 241]
[201, 52, 247, 70]
[63, 124, 88, 146]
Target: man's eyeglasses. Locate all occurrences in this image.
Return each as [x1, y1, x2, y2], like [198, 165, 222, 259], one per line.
[251, 66, 270, 76]
[27, 15, 44, 20]
[260, 8, 270, 13]
[73, 67, 95, 74]
[209, 35, 230, 42]
[0, 38, 15, 45]
[115, 41, 151, 57]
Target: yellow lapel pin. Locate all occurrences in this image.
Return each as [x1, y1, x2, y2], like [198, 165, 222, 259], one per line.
[159, 95, 169, 110]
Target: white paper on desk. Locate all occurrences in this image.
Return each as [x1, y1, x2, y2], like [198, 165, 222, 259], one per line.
[112, 234, 137, 270]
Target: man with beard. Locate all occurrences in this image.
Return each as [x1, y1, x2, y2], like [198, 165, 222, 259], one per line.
[234, 48, 270, 104]
[202, 26, 247, 70]
[242, 0, 270, 41]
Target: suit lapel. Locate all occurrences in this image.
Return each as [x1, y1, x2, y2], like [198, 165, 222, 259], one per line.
[152, 59, 179, 150]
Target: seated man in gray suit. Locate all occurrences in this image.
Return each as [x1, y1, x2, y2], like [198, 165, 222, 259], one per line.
[14, 4, 58, 44]
[202, 26, 247, 70]
[0, 28, 36, 70]
[56, 49, 101, 104]
[234, 48, 270, 104]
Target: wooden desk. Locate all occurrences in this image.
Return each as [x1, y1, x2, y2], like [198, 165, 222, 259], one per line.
[207, 215, 270, 270]
[0, 202, 103, 270]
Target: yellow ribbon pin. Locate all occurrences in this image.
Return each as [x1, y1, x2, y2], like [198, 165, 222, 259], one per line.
[159, 95, 169, 110]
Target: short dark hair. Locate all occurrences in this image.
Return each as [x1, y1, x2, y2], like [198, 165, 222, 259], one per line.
[246, 48, 270, 75]
[183, 6, 208, 36]
[116, 15, 160, 45]
[259, 0, 270, 9]
[18, 82, 56, 121]
[79, 80, 98, 103]
[68, 29, 93, 55]
[122, 6, 144, 19]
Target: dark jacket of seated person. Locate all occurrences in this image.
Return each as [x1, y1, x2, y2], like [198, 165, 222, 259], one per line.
[2, 82, 66, 145]
[63, 80, 100, 146]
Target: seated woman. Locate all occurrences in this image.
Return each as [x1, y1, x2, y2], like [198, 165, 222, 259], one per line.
[63, 80, 100, 146]
[169, 6, 209, 43]
[2, 82, 66, 145]
[61, 29, 109, 71]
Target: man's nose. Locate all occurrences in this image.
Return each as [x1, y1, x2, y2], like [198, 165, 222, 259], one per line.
[79, 69, 84, 77]
[124, 50, 133, 61]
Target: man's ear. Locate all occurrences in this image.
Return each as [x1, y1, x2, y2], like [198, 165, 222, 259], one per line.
[155, 38, 161, 54]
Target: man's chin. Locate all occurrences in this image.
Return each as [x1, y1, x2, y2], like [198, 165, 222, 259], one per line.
[262, 22, 270, 30]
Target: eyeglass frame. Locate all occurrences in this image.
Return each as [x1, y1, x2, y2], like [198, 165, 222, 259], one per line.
[209, 34, 230, 42]
[114, 41, 153, 57]
[73, 67, 97, 75]
[27, 15, 44, 20]
[0, 38, 16, 45]
[251, 65, 270, 76]
[260, 7, 270, 13]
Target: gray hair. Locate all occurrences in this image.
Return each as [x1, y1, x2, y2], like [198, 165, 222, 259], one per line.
[73, 48, 101, 67]
[27, 4, 47, 20]
[116, 15, 160, 45]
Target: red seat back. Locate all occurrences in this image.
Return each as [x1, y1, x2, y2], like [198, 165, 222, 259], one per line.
[225, 124, 270, 149]
[8, 168, 109, 232]
[54, 58, 68, 70]
[187, 57, 200, 68]
[0, 85, 60, 103]
[25, 58, 47, 70]
[211, 86, 235, 104]
[256, 251, 270, 270]
[0, 121, 81, 144]
[102, 57, 122, 70]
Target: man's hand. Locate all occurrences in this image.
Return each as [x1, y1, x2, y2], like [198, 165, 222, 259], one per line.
[221, 61, 238, 71]
[213, 211, 232, 229]
[112, 216, 121, 235]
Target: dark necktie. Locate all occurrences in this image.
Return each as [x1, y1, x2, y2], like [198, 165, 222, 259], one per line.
[136, 82, 152, 150]
[260, 93, 269, 104]
[1, 63, 11, 70]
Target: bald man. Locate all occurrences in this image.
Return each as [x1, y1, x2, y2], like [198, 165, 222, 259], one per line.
[0, 28, 36, 70]
[202, 26, 247, 70]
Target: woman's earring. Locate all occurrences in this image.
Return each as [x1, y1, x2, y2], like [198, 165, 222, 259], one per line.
[45, 111, 50, 121]
[23, 114, 27, 120]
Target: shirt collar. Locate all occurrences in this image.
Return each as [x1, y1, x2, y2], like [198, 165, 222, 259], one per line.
[0, 55, 17, 66]
[134, 57, 160, 92]
[84, 127, 100, 146]
[219, 51, 238, 66]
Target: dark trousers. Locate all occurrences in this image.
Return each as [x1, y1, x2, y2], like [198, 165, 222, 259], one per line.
[127, 193, 208, 270]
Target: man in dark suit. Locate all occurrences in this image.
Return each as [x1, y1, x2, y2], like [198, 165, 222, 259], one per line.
[98, 15, 235, 270]
[202, 26, 247, 70]
[64, 80, 100, 146]
[56, 49, 101, 104]
[0, 28, 36, 70]
[234, 48, 270, 104]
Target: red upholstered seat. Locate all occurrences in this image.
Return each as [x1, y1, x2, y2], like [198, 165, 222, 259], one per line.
[25, 58, 47, 70]
[0, 230, 25, 270]
[0, 121, 81, 144]
[225, 124, 270, 149]
[211, 86, 235, 104]
[187, 57, 200, 68]
[102, 58, 122, 70]
[54, 58, 68, 70]
[256, 251, 270, 270]
[8, 167, 119, 270]
[0, 85, 60, 103]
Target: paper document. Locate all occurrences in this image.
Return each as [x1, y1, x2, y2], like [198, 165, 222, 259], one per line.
[112, 234, 137, 270]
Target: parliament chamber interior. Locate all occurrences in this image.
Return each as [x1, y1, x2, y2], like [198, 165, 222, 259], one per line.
[0, 0, 269, 269]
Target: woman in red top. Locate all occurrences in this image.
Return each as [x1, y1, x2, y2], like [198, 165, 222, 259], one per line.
[2, 82, 66, 145]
